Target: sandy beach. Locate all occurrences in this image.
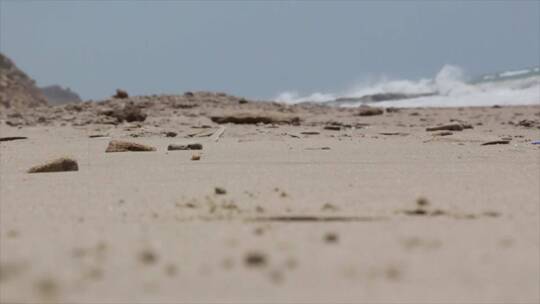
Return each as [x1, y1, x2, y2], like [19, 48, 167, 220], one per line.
[1, 96, 539, 303]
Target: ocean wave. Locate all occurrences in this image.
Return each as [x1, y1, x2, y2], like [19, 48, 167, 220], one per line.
[274, 65, 540, 107]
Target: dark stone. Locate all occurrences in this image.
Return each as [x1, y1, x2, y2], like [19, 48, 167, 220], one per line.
[210, 113, 300, 125]
[113, 89, 129, 99]
[357, 107, 384, 116]
[244, 252, 267, 267]
[167, 143, 203, 151]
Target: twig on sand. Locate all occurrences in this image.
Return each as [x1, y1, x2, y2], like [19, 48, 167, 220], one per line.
[481, 140, 510, 146]
[0, 136, 27, 142]
[211, 126, 226, 142]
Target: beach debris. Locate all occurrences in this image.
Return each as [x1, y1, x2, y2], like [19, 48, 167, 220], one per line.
[244, 252, 267, 268]
[210, 126, 226, 142]
[400, 197, 500, 219]
[300, 131, 320, 135]
[105, 140, 156, 152]
[531, 141, 540, 145]
[28, 157, 78, 173]
[0, 136, 27, 142]
[305, 147, 331, 150]
[210, 113, 300, 125]
[416, 197, 429, 207]
[113, 89, 129, 99]
[386, 107, 401, 113]
[517, 119, 539, 128]
[250, 215, 383, 222]
[426, 123, 468, 132]
[286, 133, 301, 138]
[481, 140, 511, 146]
[186, 129, 215, 138]
[167, 143, 203, 151]
[164, 131, 177, 137]
[120, 103, 147, 122]
[184, 91, 194, 97]
[324, 232, 339, 244]
[357, 106, 384, 116]
[238, 98, 248, 104]
[402, 197, 439, 216]
[191, 153, 201, 161]
[138, 249, 158, 265]
[88, 134, 108, 138]
[379, 132, 409, 136]
[100, 102, 147, 123]
[122, 104, 146, 122]
[432, 131, 453, 136]
[324, 125, 341, 131]
[215, 187, 227, 195]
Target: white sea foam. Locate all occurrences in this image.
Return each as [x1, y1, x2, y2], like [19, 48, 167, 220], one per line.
[499, 69, 530, 78]
[273, 65, 540, 107]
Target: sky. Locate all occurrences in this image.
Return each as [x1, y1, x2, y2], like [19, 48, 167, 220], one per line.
[1, 1, 539, 101]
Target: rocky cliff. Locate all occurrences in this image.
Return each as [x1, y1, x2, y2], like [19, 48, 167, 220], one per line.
[0, 53, 47, 110]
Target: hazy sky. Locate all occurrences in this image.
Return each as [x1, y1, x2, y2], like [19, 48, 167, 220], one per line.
[1, 1, 539, 100]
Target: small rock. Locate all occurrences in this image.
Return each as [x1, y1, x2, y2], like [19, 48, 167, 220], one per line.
[28, 157, 78, 173]
[167, 143, 203, 151]
[165, 131, 177, 137]
[100, 103, 147, 123]
[386, 107, 401, 113]
[89, 134, 108, 138]
[357, 107, 384, 116]
[191, 153, 201, 161]
[244, 252, 267, 268]
[113, 89, 129, 99]
[184, 91, 194, 97]
[426, 123, 465, 132]
[105, 140, 156, 152]
[6, 120, 23, 127]
[433, 131, 453, 136]
[238, 98, 248, 104]
[416, 197, 429, 207]
[121, 103, 147, 122]
[324, 125, 341, 131]
[517, 119, 538, 128]
[215, 187, 227, 195]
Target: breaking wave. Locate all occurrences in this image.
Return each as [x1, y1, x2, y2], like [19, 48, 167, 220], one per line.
[274, 65, 540, 108]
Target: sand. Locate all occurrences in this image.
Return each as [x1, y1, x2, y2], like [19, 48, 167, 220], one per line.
[1, 102, 539, 303]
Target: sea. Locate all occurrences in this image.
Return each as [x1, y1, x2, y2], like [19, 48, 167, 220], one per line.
[275, 65, 540, 108]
